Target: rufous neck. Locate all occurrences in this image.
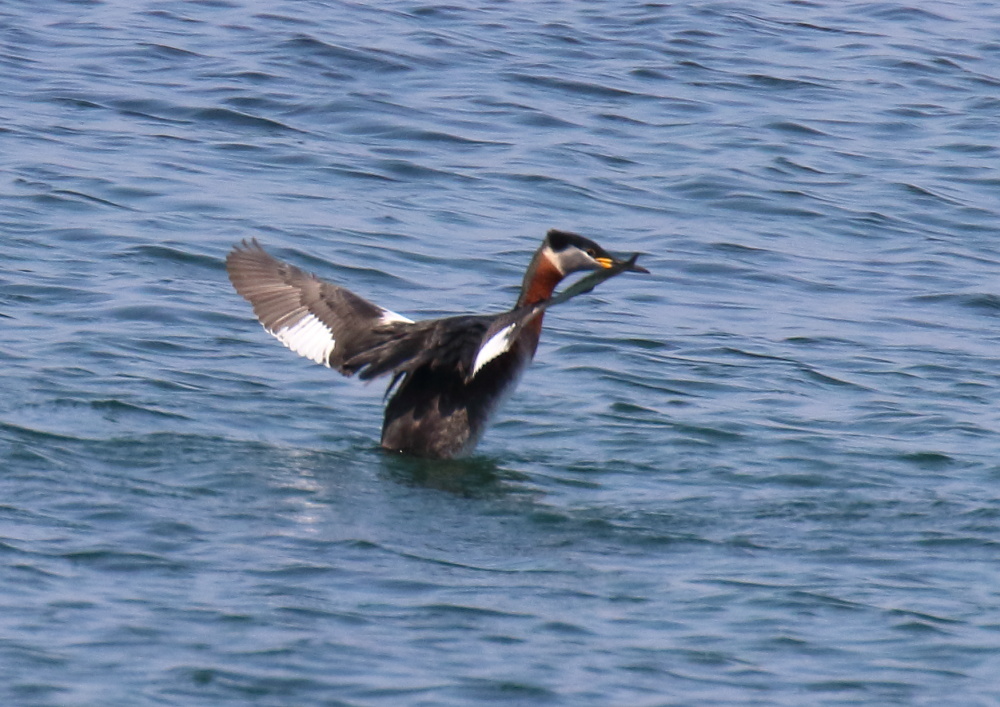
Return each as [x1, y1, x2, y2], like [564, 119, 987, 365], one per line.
[517, 249, 564, 308]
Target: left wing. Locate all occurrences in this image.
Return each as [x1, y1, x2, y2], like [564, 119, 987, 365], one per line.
[226, 239, 412, 373]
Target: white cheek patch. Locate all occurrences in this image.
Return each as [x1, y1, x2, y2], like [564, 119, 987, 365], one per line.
[471, 323, 517, 378]
[272, 313, 337, 366]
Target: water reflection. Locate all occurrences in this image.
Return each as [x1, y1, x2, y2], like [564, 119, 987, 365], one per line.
[378, 451, 531, 498]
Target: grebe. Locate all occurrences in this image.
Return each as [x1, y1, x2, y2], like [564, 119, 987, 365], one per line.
[226, 230, 648, 458]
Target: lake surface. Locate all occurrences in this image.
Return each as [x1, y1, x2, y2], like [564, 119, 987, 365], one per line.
[3, 1, 1000, 704]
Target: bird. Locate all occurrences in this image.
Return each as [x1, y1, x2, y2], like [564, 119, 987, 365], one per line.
[226, 229, 648, 459]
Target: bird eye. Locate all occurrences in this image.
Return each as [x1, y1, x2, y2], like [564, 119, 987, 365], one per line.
[586, 249, 597, 257]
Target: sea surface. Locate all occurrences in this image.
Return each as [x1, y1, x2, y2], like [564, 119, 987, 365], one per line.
[3, 1, 1000, 704]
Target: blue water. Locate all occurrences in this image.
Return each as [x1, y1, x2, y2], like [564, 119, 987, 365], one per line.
[3, 1, 1000, 704]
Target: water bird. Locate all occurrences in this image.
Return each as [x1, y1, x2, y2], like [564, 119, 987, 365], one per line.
[226, 230, 648, 458]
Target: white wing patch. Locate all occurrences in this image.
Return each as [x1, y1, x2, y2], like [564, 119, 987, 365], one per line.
[379, 308, 413, 325]
[471, 323, 517, 378]
[271, 313, 337, 366]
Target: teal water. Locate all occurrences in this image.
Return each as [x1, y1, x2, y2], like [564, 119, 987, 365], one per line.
[3, 1, 1000, 704]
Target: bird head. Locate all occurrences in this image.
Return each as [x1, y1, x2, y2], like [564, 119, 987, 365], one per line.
[543, 229, 650, 276]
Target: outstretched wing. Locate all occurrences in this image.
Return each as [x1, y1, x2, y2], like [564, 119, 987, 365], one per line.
[226, 239, 413, 373]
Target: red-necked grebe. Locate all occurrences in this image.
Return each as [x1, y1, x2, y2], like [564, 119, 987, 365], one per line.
[226, 229, 648, 458]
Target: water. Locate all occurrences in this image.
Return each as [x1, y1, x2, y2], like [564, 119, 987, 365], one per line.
[3, 0, 1000, 704]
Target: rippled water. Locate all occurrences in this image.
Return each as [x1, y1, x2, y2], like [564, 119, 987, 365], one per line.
[4, 1, 1000, 704]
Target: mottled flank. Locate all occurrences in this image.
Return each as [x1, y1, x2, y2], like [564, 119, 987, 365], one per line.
[3, 1, 1000, 706]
